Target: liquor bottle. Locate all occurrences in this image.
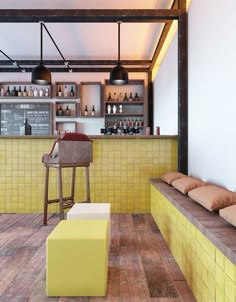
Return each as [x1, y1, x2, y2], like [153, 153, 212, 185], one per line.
[23, 86, 27, 97]
[70, 86, 75, 97]
[107, 104, 111, 114]
[6, 86, 10, 96]
[57, 105, 63, 116]
[118, 93, 123, 102]
[33, 88, 38, 97]
[84, 105, 88, 116]
[107, 92, 112, 102]
[113, 92, 117, 102]
[134, 93, 139, 102]
[123, 93, 128, 102]
[0, 86, 5, 97]
[58, 86, 62, 97]
[18, 86, 22, 97]
[28, 86, 33, 97]
[11, 86, 17, 96]
[129, 93, 133, 102]
[64, 85, 68, 97]
[65, 106, 71, 116]
[91, 105, 95, 116]
[24, 118, 32, 135]
[112, 105, 117, 114]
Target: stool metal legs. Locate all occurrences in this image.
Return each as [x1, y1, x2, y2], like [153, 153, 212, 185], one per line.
[43, 166, 50, 225]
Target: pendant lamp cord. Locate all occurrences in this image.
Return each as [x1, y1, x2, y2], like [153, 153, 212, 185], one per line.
[118, 21, 121, 64]
[0, 49, 25, 72]
[40, 21, 43, 64]
[42, 23, 72, 72]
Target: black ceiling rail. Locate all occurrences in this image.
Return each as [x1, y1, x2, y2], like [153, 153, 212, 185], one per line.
[0, 60, 151, 66]
[0, 67, 149, 73]
[0, 9, 180, 23]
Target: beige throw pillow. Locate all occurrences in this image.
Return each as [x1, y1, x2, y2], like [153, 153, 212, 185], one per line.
[172, 176, 207, 194]
[220, 205, 236, 227]
[161, 171, 187, 185]
[188, 185, 236, 211]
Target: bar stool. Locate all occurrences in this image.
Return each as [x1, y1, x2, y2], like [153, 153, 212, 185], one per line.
[42, 133, 93, 225]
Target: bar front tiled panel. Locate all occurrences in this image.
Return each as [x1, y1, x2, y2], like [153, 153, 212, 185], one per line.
[0, 138, 177, 213]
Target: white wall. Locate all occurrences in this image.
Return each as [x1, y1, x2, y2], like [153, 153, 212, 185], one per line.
[0, 72, 147, 135]
[153, 33, 178, 135]
[188, 0, 236, 191]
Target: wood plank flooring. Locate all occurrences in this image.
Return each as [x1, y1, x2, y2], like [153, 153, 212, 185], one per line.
[0, 214, 196, 302]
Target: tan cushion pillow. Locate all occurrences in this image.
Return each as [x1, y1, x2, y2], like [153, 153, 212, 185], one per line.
[161, 171, 187, 185]
[172, 176, 207, 194]
[188, 185, 236, 211]
[220, 205, 236, 227]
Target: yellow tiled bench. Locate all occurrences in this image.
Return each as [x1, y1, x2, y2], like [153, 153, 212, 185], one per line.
[150, 179, 236, 302]
[46, 219, 108, 297]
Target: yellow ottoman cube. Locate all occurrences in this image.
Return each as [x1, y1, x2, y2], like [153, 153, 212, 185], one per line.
[46, 220, 108, 296]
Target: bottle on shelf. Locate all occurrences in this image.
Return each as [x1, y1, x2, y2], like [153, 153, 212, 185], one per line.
[91, 105, 96, 116]
[28, 86, 33, 97]
[84, 105, 88, 116]
[107, 92, 112, 102]
[57, 105, 64, 116]
[134, 93, 139, 102]
[65, 106, 71, 116]
[39, 88, 44, 97]
[70, 86, 75, 97]
[6, 86, 10, 96]
[0, 86, 5, 97]
[129, 92, 133, 102]
[123, 93, 128, 102]
[107, 104, 111, 114]
[23, 86, 27, 97]
[119, 104, 123, 113]
[11, 86, 17, 97]
[118, 93, 123, 102]
[24, 118, 32, 135]
[18, 86, 22, 97]
[33, 88, 38, 97]
[64, 85, 68, 97]
[44, 88, 49, 97]
[58, 86, 62, 97]
[113, 92, 117, 102]
[112, 105, 117, 114]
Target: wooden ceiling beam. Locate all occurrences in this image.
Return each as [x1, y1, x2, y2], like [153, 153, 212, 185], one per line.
[0, 9, 180, 23]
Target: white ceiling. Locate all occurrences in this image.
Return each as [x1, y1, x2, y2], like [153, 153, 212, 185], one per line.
[1, 0, 174, 63]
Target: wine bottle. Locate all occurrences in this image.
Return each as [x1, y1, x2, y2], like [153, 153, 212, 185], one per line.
[134, 93, 139, 102]
[28, 86, 33, 97]
[70, 86, 75, 97]
[58, 86, 62, 97]
[64, 85, 68, 97]
[6, 86, 10, 96]
[84, 105, 88, 116]
[129, 93, 133, 102]
[0, 86, 5, 97]
[118, 93, 123, 102]
[113, 92, 117, 102]
[23, 86, 27, 97]
[91, 105, 95, 116]
[18, 86, 22, 97]
[123, 93, 128, 102]
[57, 105, 63, 116]
[107, 92, 112, 102]
[65, 106, 71, 116]
[24, 118, 32, 135]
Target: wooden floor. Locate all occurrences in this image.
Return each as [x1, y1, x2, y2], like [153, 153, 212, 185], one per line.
[0, 214, 196, 302]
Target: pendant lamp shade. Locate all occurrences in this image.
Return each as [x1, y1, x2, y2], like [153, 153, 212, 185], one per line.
[110, 22, 128, 85]
[32, 22, 51, 85]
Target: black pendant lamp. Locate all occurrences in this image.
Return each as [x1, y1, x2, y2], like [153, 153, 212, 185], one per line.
[32, 22, 51, 85]
[110, 21, 128, 85]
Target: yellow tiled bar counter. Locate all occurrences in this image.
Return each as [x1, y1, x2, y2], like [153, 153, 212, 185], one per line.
[0, 135, 177, 213]
[151, 180, 236, 302]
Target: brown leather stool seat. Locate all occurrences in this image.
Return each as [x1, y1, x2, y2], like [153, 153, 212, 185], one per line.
[42, 133, 93, 225]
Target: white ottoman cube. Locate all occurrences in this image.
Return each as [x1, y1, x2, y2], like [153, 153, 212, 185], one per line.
[67, 203, 111, 246]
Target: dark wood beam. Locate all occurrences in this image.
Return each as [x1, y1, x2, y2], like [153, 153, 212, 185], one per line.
[0, 60, 151, 66]
[0, 67, 149, 73]
[178, 1, 188, 174]
[0, 9, 180, 23]
[148, 70, 154, 134]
